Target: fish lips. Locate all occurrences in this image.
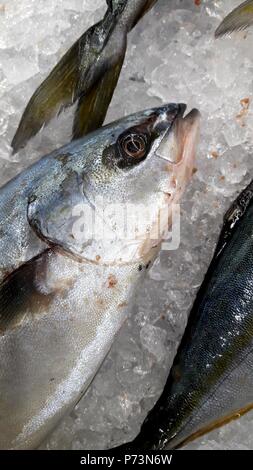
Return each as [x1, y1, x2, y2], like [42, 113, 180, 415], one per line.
[155, 106, 201, 166]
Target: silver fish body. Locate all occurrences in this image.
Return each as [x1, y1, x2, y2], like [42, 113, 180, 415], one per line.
[0, 104, 200, 449]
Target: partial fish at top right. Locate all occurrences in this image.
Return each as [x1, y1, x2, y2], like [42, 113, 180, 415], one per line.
[215, 0, 253, 37]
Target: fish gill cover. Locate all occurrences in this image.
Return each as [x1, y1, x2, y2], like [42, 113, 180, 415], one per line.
[1, 0, 253, 450]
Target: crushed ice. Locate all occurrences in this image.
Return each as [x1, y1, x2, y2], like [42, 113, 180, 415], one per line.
[1, 0, 253, 450]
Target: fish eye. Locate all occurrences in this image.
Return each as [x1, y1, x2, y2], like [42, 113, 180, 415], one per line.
[120, 133, 147, 159]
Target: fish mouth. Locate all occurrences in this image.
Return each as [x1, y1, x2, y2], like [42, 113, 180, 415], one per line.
[156, 106, 201, 166]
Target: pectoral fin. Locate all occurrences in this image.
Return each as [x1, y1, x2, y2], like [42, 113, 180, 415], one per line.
[0, 250, 52, 334]
[215, 0, 253, 37]
[72, 53, 125, 140]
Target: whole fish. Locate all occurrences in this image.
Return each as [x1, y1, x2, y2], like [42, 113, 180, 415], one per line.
[0, 103, 200, 449]
[215, 1, 253, 37]
[11, 0, 158, 153]
[115, 175, 253, 450]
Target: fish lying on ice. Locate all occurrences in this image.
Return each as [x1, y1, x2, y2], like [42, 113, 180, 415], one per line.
[215, 1, 253, 37]
[114, 175, 253, 450]
[11, 0, 158, 153]
[0, 104, 200, 449]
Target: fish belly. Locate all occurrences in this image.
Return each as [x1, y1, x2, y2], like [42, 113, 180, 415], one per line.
[0, 250, 138, 449]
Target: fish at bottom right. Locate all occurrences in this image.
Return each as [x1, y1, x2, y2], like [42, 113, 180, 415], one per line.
[115, 176, 253, 450]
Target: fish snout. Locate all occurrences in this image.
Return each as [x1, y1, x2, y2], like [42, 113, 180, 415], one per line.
[155, 107, 200, 202]
[151, 103, 187, 135]
[175, 108, 201, 168]
[156, 107, 200, 168]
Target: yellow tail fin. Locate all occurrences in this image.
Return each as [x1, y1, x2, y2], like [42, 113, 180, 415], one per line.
[215, 0, 253, 37]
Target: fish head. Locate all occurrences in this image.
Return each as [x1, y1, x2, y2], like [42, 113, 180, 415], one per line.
[77, 104, 200, 265]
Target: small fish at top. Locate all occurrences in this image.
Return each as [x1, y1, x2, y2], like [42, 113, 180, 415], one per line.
[11, 0, 158, 153]
[215, 1, 253, 37]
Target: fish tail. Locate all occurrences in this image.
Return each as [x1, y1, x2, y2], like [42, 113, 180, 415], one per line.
[131, 0, 157, 28]
[11, 41, 79, 153]
[72, 52, 125, 140]
[11, 4, 116, 153]
[215, 0, 253, 37]
[11, 1, 158, 153]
